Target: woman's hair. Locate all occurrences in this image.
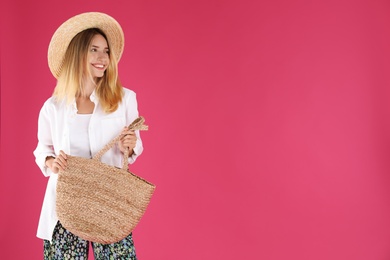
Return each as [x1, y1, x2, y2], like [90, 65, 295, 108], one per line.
[53, 28, 123, 113]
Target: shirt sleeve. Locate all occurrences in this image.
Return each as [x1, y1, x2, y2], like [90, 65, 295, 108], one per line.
[124, 89, 144, 164]
[33, 100, 56, 177]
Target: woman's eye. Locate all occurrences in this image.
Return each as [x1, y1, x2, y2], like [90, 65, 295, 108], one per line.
[91, 48, 97, 52]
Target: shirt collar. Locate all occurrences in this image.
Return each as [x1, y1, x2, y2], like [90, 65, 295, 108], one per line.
[69, 89, 98, 114]
[90, 89, 97, 103]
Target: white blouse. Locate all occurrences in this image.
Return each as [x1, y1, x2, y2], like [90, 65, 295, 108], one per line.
[33, 88, 143, 241]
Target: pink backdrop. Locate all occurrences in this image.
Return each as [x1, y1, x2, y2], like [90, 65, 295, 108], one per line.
[1, 0, 390, 259]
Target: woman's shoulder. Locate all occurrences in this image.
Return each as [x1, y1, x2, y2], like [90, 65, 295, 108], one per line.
[122, 87, 136, 96]
[42, 96, 64, 106]
[122, 87, 137, 100]
[40, 96, 68, 113]
[119, 87, 138, 110]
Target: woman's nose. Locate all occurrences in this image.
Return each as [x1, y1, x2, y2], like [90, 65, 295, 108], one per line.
[97, 52, 108, 61]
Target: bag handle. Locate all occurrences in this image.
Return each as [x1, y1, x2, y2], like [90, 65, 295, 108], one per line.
[93, 116, 148, 170]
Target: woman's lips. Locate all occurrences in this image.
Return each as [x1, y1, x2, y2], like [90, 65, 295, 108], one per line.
[92, 64, 106, 69]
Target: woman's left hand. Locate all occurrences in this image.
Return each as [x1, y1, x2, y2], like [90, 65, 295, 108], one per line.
[118, 127, 137, 154]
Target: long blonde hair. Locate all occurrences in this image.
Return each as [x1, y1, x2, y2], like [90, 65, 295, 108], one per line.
[53, 28, 123, 113]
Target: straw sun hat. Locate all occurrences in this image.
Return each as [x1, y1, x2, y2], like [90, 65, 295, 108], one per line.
[48, 12, 124, 79]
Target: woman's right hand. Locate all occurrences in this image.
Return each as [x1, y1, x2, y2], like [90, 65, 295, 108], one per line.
[45, 150, 68, 174]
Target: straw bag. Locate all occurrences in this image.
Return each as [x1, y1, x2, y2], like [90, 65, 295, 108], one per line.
[56, 117, 155, 244]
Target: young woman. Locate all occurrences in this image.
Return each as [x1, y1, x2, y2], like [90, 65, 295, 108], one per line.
[33, 12, 142, 259]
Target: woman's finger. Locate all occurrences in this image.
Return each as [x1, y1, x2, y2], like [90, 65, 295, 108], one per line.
[54, 151, 68, 170]
[122, 135, 137, 142]
[121, 129, 135, 137]
[59, 150, 68, 160]
[123, 136, 137, 144]
[118, 128, 138, 152]
[56, 155, 67, 167]
[123, 139, 137, 148]
[54, 159, 64, 170]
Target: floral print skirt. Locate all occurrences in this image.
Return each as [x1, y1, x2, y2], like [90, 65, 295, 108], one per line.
[44, 221, 137, 260]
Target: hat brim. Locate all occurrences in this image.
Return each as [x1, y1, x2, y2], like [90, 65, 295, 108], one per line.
[48, 12, 124, 79]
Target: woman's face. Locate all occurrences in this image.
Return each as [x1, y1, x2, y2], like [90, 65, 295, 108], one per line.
[87, 34, 110, 79]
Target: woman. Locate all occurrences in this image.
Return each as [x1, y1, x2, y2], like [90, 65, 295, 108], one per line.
[33, 12, 142, 259]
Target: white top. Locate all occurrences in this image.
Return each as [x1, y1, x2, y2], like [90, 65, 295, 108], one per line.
[69, 114, 92, 158]
[33, 88, 143, 241]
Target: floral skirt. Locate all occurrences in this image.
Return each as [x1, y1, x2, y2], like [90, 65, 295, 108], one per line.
[44, 221, 137, 260]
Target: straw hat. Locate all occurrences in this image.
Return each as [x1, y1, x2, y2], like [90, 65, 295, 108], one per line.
[48, 12, 124, 79]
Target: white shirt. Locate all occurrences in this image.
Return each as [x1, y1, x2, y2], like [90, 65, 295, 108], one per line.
[33, 87, 143, 241]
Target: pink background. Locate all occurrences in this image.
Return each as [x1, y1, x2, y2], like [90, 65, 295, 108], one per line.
[1, 0, 390, 259]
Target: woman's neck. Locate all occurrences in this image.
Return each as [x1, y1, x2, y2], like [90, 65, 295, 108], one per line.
[77, 77, 96, 114]
[81, 77, 97, 98]
[76, 95, 95, 114]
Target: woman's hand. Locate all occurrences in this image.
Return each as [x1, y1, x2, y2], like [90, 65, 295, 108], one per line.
[118, 127, 137, 155]
[45, 150, 68, 174]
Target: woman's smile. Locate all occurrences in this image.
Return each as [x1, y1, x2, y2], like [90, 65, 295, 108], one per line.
[91, 63, 106, 69]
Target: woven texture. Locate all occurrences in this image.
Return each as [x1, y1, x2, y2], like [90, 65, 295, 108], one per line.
[48, 12, 124, 79]
[56, 117, 155, 244]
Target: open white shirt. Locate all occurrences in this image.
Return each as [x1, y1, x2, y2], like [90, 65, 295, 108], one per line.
[33, 88, 143, 241]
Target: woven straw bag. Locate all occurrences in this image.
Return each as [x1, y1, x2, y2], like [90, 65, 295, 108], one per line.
[56, 117, 155, 244]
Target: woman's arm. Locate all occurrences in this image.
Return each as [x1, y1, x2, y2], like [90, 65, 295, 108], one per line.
[123, 88, 143, 163]
[33, 101, 57, 177]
